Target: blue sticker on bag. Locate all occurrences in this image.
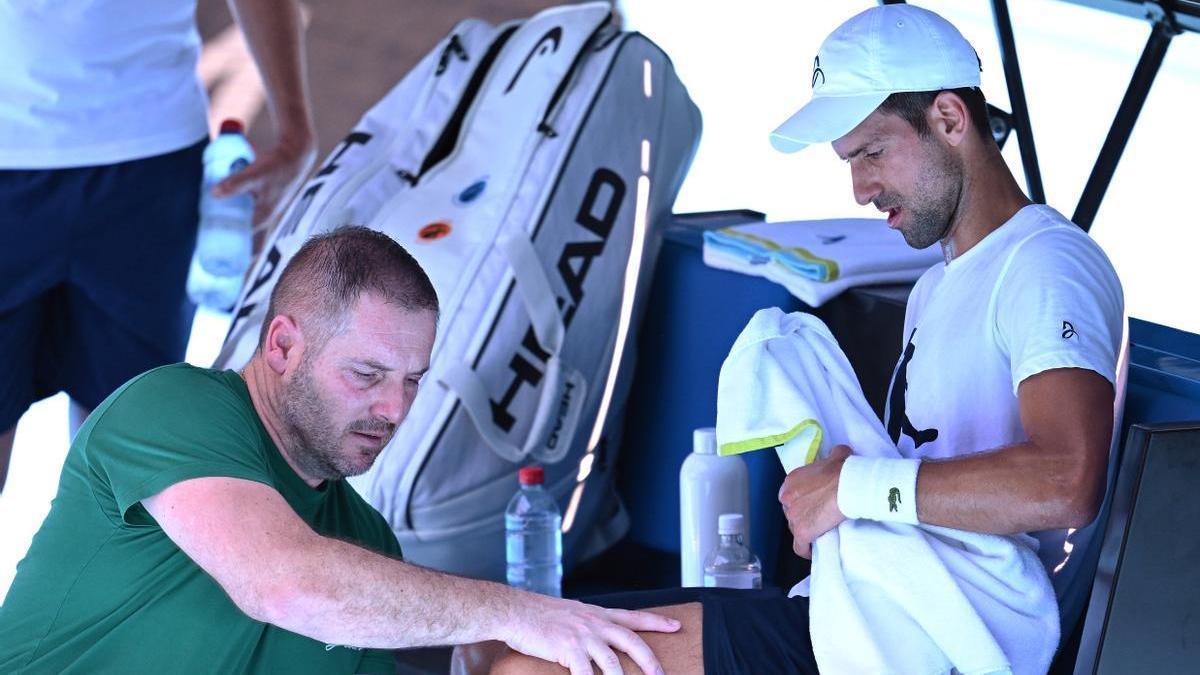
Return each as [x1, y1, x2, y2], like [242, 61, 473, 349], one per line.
[454, 178, 488, 206]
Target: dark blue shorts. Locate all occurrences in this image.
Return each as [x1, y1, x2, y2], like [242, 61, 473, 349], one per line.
[585, 586, 818, 674]
[0, 140, 206, 430]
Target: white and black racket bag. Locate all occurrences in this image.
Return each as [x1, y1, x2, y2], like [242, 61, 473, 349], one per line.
[215, 2, 701, 580]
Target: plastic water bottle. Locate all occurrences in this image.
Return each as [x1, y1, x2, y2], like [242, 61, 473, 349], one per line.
[185, 249, 244, 311]
[505, 466, 562, 597]
[703, 513, 762, 589]
[680, 427, 749, 587]
[196, 119, 255, 278]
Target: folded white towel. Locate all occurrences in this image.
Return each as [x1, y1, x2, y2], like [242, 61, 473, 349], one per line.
[702, 219, 940, 307]
[716, 309, 1059, 675]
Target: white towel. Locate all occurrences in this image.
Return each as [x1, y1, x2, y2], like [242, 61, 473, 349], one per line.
[702, 219, 941, 307]
[716, 309, 1059, 675]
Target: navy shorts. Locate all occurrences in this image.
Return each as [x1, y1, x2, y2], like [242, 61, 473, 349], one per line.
[0, 140, 206, 430]
[585, 587, 818, 674]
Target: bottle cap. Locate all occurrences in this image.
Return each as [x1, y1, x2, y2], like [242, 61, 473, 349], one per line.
[718, 512, 744, 535]
[518, 466, 545, 486]
[219, 119, 246, 135]
[693, 427, 717, 455]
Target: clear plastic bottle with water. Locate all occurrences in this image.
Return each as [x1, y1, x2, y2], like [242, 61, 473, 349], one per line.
[188, 119, 255, 309]
[505, 466, 562, 597]
[185, 252, 245, 311]
[703, 513, 762, 589]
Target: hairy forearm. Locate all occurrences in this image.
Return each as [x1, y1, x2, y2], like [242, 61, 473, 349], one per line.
[260, 534, 523, 649]
[227, 0, 314, 134]
[915, 440, 1105, 534]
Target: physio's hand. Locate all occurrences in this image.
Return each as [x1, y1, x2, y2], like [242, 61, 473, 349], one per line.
[501, 595, 679, 675]
[780, 443, 852, 559]
[212, 123, 316, 239]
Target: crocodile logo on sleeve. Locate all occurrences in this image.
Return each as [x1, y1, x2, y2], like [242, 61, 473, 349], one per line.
[888, 487, 901, 512]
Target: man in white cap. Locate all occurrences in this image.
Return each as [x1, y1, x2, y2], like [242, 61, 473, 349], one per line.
[486, 4, 1123, 673]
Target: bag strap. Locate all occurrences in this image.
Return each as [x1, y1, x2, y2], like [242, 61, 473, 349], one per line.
[500, 234, 565, 354]
[437, 232, 573, 463]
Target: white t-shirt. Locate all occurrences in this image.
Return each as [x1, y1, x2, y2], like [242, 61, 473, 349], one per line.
[883, 204, 1124, 620]
[0, 0, 209, 169]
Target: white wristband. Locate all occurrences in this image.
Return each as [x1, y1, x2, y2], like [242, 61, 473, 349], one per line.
[837, 456, 921, 525]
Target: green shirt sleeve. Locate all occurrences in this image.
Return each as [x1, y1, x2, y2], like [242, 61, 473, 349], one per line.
[84, 365, 273, 526]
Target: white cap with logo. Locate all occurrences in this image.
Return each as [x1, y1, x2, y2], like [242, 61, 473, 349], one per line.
[770, 4, 982, 153]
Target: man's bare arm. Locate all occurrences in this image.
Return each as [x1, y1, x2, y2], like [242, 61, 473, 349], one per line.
[914, 366, 1113, 533]
[143, 477, 677, 674]
[781, 367, 1114, 555]
[215, 0, 317, 225]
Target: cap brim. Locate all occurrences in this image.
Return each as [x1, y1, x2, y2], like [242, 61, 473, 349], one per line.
[769, 92, 890, 153]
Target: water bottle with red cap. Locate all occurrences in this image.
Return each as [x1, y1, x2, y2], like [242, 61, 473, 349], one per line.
[187, 119, 255, 310]
[505, 466, 563, 597]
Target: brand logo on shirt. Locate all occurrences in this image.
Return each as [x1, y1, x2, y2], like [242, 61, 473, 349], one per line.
[1062, 321, 1077, 339]
[812, 56, 825, 88]
[886, 328, 940, 450]
[888, 487, 901, 512]
[323, 644, 363, 652]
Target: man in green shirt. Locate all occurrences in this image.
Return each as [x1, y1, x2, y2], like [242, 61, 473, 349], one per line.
[0, 227, 678, 674]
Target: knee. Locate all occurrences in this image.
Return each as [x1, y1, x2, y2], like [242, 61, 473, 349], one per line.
[490, 648, 559, 675]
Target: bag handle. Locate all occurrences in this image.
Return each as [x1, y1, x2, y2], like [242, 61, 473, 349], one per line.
[436, 233, 575, 463]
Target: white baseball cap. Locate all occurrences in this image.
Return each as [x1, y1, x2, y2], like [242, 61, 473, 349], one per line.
[770, 4, 982, 153]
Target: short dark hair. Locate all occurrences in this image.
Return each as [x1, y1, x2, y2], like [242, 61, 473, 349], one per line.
[259, 226, 439, 349]
[877, 87, 993, 143]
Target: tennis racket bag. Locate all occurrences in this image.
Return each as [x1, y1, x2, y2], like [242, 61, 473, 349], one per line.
[215, 1, 701, 581]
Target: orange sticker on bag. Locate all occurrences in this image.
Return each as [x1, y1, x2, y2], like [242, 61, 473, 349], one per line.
[418, 221, 452, 242]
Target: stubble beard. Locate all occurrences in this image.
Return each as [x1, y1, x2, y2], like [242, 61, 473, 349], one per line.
[897, 139, 964, 251]
[281, 356, 375, 482]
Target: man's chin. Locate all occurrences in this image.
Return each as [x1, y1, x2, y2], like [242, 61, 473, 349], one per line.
[339, 445, 386, 477]
[900, 226, 944, 250]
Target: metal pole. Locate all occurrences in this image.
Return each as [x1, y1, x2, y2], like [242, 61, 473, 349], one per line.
[1072, 19, 1178, 231]
[992, 0, 1046, 204]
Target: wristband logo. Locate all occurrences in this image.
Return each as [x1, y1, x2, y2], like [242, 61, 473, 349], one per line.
[888, 487, 901, 512]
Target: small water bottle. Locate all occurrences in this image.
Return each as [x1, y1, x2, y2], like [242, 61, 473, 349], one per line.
[196, 119, 255, 278]
[680, 427, 749, 587]
[703, 513, 762, 590]
[505, 466, 562, 597]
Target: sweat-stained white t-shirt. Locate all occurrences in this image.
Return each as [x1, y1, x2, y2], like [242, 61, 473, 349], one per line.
[0, 0, 209, 169]
[883, 203, 1124, 623]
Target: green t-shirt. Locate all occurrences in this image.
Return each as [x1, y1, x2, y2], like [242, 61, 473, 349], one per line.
[0, 364, 401, 674]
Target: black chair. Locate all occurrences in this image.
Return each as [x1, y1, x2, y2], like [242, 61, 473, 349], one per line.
[1068, 421, 1200, 674]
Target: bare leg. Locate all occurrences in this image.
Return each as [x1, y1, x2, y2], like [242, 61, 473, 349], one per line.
[0, 425, 14, 494]
[69, 399, 92, 439]
[490, 602, 704, 675]
[451, 641, 509, 675]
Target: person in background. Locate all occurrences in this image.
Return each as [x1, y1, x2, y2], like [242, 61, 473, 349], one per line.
[0, 0, 317, 494]
[0, 227, 679, 673]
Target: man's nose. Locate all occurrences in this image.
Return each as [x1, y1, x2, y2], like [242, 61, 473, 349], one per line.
[370, 381, 410, 426]
[850, 163, 880, 207]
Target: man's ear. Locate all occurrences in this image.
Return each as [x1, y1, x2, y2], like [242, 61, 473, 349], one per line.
[929, 91, 969, 147]
[263, 314, 304, 375]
